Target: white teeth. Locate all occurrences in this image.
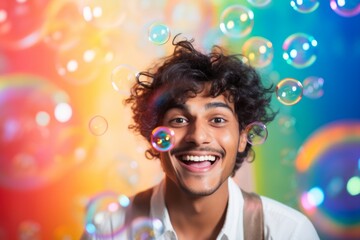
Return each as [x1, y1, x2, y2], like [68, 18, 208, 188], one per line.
[181, 155, 216, 162]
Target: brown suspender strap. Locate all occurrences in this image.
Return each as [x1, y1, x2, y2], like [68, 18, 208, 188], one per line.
[241, 189, 265, 240]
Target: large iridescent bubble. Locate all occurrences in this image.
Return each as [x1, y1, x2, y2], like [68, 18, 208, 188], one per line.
[80, 0, 127, 29]
[0, 0, 47, 50]
[42, 0, 86, 51]
[0, 75, 89, 190]
[282, 33, 318, 68]
[296, 121, 360, 239]
[84, 191, 130, 239]
[290, 0, 320, 13]
[330, 0, 360, 17]
[247, 0, 272, 8]
[219, 5, 254, 38]
[242, 36, 274, 68]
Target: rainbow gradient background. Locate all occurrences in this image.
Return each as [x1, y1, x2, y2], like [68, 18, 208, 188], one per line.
[0, 0, 359, 239]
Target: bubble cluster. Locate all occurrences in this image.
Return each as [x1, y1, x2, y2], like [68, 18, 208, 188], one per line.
[151, 126, 175, 152]
[290, 0, 320, 13]
[89, 115, 108, 136]
[242, 36, 274, 68]
[148, 23, 171, 45]
[282, 33, 318, 68]
[276, 78, 303, 105]
[219, 5, 254, 38]
[245, 122, 268, 145]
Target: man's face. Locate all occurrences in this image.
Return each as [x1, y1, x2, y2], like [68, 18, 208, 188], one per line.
[159, 89, 247, 197]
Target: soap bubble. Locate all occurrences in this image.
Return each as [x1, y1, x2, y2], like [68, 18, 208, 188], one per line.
[128, 217, 165, 240]
[247, 0, 272, 8]
[296, 121, 360, 239]
[282, 33, 318, 68]
[330, 0, 360, 17]
[0, 75, 89, 190]
[148, 22, 171, 45]
[245, 122, 268, 145]
[89, 115, 108, 136]
[303, 76, 324, 99]
[290, 0, 320, 13]
[151, 126, 175, 152]
[80, 0, 127, 29]
[219, 5, 254, 38]
[42, 0, 85, 51]
[276, 78, 303, 105]
[111, 64, 138, 95]
[242, 36, 274, 68]
[0, 0, 47, 50]
[84, 191, 130, 239]
[55, 38, 112, 85]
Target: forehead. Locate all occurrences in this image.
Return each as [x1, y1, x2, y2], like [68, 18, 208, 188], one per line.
[172, 91, 235, 113]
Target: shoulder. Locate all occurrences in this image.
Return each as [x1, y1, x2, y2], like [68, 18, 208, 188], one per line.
[260, 196, 320, 240]
[127, 187, 154, 222]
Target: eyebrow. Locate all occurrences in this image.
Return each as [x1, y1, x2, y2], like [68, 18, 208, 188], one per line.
[168, 101, 234, 113]
[204, 102, 234, 112]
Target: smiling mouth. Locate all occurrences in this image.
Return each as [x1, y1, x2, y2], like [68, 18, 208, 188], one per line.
[177, 154, 219, 167]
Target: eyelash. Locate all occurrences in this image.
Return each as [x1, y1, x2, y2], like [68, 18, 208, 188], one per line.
[169, 117, 227, 126]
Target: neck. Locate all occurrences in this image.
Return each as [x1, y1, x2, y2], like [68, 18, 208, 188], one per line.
[164, 177, 229, 239]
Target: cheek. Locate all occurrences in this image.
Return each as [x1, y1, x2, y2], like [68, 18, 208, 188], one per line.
[217, 129, 240, 146]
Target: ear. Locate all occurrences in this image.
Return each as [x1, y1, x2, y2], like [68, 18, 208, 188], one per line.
[238, 131, 248, 152]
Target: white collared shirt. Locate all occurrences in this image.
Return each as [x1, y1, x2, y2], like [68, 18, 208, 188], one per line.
[150, 178, 320, 240]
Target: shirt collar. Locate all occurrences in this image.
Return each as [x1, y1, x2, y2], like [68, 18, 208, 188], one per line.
[150, 178, 244, 240]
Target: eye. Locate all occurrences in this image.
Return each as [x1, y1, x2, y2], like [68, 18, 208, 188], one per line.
[169, 117, 188, 127]
[211, 117, 226, 124]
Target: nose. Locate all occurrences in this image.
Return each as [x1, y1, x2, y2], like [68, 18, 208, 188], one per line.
[184, 120, 211, 145]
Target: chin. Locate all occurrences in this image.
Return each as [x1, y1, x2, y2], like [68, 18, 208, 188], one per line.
[179, 181, 221, 197]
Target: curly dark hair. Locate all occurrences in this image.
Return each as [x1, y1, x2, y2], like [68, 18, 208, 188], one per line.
[125, 34, 276, 175]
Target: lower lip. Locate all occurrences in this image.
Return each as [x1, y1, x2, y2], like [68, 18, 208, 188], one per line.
[179, 159, 219, 173]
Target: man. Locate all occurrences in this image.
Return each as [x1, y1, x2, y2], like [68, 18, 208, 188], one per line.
[83, 35, 320, 239]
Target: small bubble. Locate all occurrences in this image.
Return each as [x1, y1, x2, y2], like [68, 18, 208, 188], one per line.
[276, 78, 303, 105]
[151, 126, 175, 152]
[89, 115, 108, 136]
[148, 23, 171, 45]
[303, 76, 324, 99]
[245, 122, 268, 145]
